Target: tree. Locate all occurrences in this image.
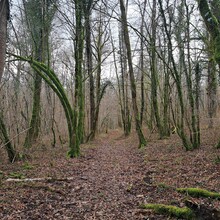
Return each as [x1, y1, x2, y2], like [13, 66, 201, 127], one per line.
[23, 0, 57, 148]
[0, 0, 17, 162]
[138, 0, 147, 127]
[119, 0, 147, 147]
[10, 53, 79, 158]
[87, 3, 111, 140]
[69, 0, 85, 157]
[196, 0, 220, 67]
[196, 0, 220, 147]
[83, 0, 96, 141]
[158, 0, 200, 150]
[0, 0, 9, 82]
[149, 0, 164, 138]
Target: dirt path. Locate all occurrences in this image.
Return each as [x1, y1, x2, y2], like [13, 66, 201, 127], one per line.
[1, 129, 220, 219]
[0, 131, 147, 219]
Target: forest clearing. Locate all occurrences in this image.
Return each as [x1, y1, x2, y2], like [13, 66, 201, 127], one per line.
[1, 128, 220, 219]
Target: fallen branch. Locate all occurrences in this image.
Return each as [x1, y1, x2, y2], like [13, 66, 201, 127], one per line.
[6, 177, 75, 182]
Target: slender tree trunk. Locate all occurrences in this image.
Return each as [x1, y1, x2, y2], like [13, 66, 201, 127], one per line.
[207, 38, 217, 128]
[118, 23, 131, 136]
[119, 0, 146, 147]
[158, 0, 191, 150]
[195, 62, 201, 147]
[70, 0, 85, 157]
[84, 4, 95, 140]
[90, 18, 104, 140]
[0, 113, 16, 162]
[111, 31, 125, 131]
[150, 0, 163, 138]
[0, 0, 9, 82]
[184, 2, 200, 148]
[139, 0, 147, 126]
[0, 1, 16, 162]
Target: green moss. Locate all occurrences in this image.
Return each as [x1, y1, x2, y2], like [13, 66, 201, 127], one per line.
[141, 203, 194, 219]
[177, 187, 220, 199]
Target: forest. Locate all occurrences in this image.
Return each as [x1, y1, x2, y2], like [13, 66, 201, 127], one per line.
[0, 0, 220, 219]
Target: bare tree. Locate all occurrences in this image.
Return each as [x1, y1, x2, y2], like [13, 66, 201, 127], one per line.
[119, 0, 146, 147]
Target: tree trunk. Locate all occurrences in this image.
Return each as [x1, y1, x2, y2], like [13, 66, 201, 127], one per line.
[119, 0, 146, 147]
[197, 0, 220, 65]
[84, 5, 95, 140]
[150, 0, 163, 138]
[158, 0, 192, 150]
[139, 0, 147, 126]
[118, 22, 131, 136]
[0, 113, 16, 163]
[0, 0, 9, 82]
[206, 34, 218, 128]
[69, 0, 85, 157]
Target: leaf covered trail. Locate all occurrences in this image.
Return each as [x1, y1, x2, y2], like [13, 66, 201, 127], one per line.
[0, 131, 147, 219]
[1, 129, 220, 219]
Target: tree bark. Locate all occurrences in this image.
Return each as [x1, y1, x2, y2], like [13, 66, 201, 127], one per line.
[84, 4, 95, 140]
[0, 0, 9, 82]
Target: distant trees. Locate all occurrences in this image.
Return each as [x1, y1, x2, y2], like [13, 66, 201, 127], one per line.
[2, 0, 220, 163]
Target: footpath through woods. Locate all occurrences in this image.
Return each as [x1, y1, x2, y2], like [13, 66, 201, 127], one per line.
[1, 129, 220, 219]
[0, 131, 149, 219]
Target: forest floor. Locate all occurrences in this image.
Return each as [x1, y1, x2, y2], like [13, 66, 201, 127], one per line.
[0, 128, 220, 219]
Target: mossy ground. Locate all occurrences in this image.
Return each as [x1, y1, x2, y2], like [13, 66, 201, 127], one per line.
[141, 203, 195, 219]
[177, 187, 220, 199]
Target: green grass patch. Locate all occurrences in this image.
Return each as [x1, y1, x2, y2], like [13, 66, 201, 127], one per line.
[214, 155, 220, 164]
[22, 163, 34, 170]
[0, 171, 4, 177]
[157, 182, 170, 189]
[8, 172, 25, 179]
[216, 140, 220, 149]
[177, 187, 220, 199]
[141, 203, 195, 219]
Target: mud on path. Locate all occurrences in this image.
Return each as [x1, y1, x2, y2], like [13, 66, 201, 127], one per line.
[0, 130, 148, 219]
